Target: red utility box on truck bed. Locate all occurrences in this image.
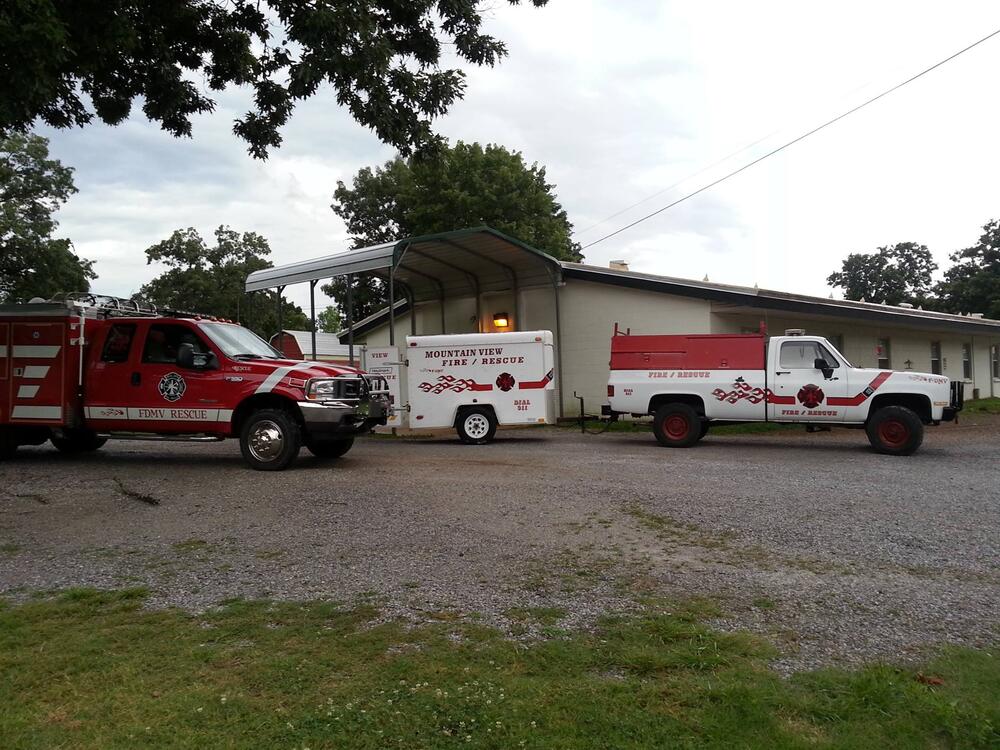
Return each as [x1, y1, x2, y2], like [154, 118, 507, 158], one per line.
[0, 303, 80, 426]
[610, 333, 765, 371]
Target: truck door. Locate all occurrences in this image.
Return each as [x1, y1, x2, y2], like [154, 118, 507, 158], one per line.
[83, 321, 141, 429]
[768, 338, 850, 423]
[129, 322, 229, 433]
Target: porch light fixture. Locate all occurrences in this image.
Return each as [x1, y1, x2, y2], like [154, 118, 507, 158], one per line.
[493, 312, 510, 329]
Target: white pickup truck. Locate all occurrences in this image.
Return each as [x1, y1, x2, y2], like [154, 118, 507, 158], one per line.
[606, 330, 963, 455]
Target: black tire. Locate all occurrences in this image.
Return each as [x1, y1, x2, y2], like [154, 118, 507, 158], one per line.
[239, 408, 302, 471]
[698, 421, 710, 440]
[652, 403, 701, 448]
[50, 429, 108, 454]
[305, 437, 354, 459]
[456, 407, 498, 445]
[866, 406, 924, 456]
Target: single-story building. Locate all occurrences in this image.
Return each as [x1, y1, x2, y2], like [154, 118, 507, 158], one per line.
[246, 227, 1000, 417]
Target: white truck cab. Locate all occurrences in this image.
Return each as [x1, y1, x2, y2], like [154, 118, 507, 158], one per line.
[607, 330, 963, 455]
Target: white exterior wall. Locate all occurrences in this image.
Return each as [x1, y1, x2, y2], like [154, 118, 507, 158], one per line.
[556, 280, 712, 415]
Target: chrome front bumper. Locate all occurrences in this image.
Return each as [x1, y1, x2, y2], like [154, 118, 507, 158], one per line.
[297, 397, 389, 436]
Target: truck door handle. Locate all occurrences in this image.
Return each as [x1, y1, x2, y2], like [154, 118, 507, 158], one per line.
[131, 372, 141, 386]
[775, 371, 791, 375]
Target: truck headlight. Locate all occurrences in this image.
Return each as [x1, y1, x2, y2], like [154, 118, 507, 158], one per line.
[305, 378, 338, 400]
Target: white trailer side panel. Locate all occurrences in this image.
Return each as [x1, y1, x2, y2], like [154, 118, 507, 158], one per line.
[406, 331, 555, 429]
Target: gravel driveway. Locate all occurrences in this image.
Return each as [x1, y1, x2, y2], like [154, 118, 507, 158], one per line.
[1, 416, 997, 672]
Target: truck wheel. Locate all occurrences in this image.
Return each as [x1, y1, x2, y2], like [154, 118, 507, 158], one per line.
[866, 406, 924, 456]
[51, 429, 108, 454]
[240, 409, 301, 471]
[698, 422, 710, 440]
[456, 407, 497, 445]
[652, 403, 701, 448]
[305, 437, 354, 459]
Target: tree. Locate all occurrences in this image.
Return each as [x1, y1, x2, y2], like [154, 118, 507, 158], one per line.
[137, 226, 309, 338]
[0, 132, 94, 302]
[317, 306, 342, 334]
[0, 1, 547, 159]
[934, 220, 1000, 319]
[323, 140, 581, 317]
[826, 242, 937, 306]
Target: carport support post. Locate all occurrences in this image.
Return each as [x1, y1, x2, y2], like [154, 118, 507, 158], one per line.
[346, 274, 354, 366]
[388, 267, 395, 347]
[309, 280, 317, 360]
[276, 285, 285, 354]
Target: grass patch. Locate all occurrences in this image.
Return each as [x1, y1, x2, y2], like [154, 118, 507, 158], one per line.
[963, 397, 1000, 414]
[0, 589, 997, 749]
[709, 422, 799, 435]
[171, 539, 210, 553]
[1, 542, 22, 556]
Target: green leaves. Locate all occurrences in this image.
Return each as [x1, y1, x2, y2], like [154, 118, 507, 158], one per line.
[0, 132, 93, 302]
[826, 242, 937, 306]
[0, 1, 548, 158]
[138, 226, 309, 337]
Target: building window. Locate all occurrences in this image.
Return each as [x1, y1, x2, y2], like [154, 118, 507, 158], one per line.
[962, 343, 972, 380]
[877, 338, 891, 369]
[993, 345, 1000, 380]
[930, 341, 942, 375]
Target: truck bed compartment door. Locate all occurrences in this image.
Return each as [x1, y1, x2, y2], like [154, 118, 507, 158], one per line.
[9, 322, 65, 424]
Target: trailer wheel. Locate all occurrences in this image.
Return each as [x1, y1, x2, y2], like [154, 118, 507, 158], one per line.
[305, 437, 354, 459]
[51, 429, 108, 454]
[652, 403, 701, 448]
[240, 409, 301, 470]
[866, 406, 923, 456]
[456, 407, 497, 445]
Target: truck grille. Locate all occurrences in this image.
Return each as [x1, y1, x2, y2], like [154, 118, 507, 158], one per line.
[950, 380, 965, 410]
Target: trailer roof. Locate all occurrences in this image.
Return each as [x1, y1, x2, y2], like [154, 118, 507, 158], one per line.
[244, 226, 561, 304]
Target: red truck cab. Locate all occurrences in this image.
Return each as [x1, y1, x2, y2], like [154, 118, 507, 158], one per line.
[0, 296, 389, 470]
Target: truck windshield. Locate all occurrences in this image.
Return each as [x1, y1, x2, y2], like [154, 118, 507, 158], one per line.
[199, 323, 281, 359]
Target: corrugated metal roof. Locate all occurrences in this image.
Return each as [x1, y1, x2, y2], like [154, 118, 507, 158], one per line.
[244, 226, 561, 303]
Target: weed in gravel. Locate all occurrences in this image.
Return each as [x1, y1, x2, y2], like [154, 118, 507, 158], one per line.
[1, 589, 996, 749]
[172, 539, 210, 553]
[0, 542, 21, 557]
[113, 479, 160, 506]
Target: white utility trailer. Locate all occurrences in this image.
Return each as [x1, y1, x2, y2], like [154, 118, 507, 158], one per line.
[364, 331, 556, 443]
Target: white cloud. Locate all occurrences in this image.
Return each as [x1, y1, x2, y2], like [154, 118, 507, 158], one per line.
[38, 0, 1000, 316]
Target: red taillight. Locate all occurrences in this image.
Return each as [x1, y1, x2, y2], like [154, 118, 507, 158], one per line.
[607, 384, 615, 397]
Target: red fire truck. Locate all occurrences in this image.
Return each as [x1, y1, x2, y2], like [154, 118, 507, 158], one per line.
[606, 329, 964, 455]
[0, 295, 390, 470]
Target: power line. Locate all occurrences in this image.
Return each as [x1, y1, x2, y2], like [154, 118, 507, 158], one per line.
[583, 26, 1000, 250]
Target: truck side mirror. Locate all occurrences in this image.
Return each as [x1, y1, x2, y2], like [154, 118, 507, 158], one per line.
[814, 357, 834, 379]
[178, 343, 218, 370]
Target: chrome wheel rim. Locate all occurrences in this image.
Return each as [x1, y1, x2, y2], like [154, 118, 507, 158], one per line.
[249, 420, 284, 462]
[464, 414, 489, 439]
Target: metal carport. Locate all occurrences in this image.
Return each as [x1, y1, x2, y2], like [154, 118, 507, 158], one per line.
[245, 227, 565, 406]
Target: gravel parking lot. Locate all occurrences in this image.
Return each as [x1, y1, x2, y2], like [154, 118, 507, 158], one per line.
[2, 416, 998, 673]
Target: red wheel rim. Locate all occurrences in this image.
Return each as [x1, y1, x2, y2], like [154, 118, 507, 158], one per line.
[877, 419, 909, 448]
[664, 414, 690, 440]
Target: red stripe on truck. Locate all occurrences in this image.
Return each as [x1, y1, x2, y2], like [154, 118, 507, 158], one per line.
[827, 371, 892, 406]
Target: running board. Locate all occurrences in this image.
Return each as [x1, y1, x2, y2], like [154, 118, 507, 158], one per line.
[99, 432, 225, 443]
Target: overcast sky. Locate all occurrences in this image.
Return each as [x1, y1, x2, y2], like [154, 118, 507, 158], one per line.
[40, 0, 1000, 315]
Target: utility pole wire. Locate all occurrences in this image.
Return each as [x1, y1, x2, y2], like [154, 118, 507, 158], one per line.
[583, 26, 1000, 250]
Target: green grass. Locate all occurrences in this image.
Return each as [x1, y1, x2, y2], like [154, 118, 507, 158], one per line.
[963, 397, 1000, 414]
[1, 590, 997, 749]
